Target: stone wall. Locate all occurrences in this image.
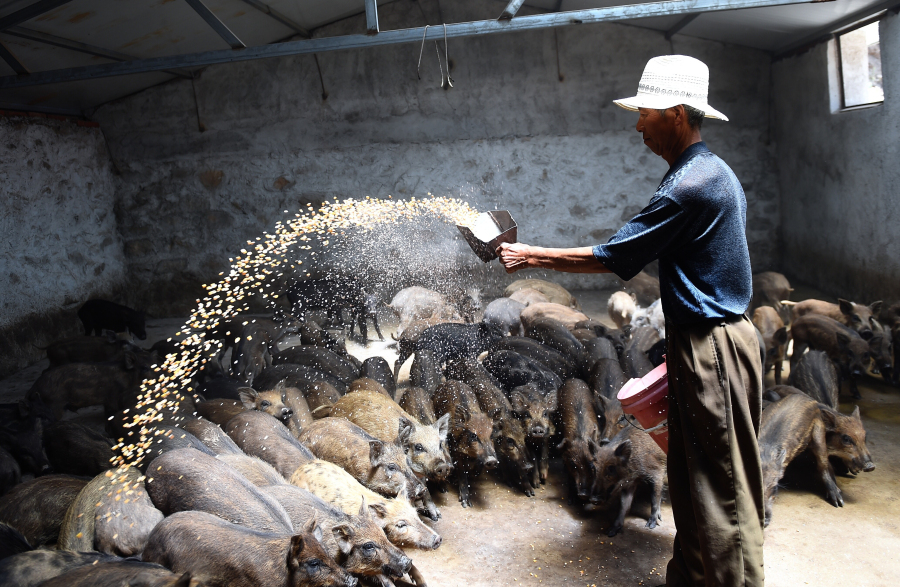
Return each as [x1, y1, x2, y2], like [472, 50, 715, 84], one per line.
[772, 12, 899, 302]
[95, 0, 780, 315]
[0, 115, 125, 377]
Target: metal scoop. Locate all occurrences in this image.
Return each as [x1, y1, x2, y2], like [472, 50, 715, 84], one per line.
[456, 210, 517, 263]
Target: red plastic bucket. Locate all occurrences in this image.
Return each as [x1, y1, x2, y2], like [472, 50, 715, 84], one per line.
[617, 360, 669, 454]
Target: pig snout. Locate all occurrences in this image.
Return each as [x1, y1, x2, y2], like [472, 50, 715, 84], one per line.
[430, 533, 442, 549]
[387, 555, 413, 577]
[344, 576, 359, 587]
[529, 424, 546, 438]
[484, 454, 499, 470]
[433, 461, 452, 478]
[863, 458, 876, 472]
[280, 407, 293, 419]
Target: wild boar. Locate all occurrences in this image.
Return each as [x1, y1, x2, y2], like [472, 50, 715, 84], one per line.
[43, 421, 114, 477]
[621, 326, 659, 380]
[432, 381, 499, 507]
[790, 314, 871, 398]
[788, 351, 840, 408]
[330, 390, 451, 481]
[360, 357, 396, 399]
[788, 298, 882, 339]
[38, 332, 140, 367]
[509, 288, 550, 306]
[589, 358, 626, 402]
[179, 418, 241, 456]
[752, 306, 789, 385]
[607, 292, 637, 330]
[759, 392, 874, 526]
[483, 297, 526, 337]
[593, 426, 666, 536]
[594, 394, 631, 443]
[139, 427, 217, 470]
[34, 560, 199, 587]
[58, 470, 112, 553]
[299, 381, 342, 419]
[617, 271, 660, 307]
[26, 351, 154, 420]
[298, 418, 424, 500]
[78, 299, 147, 340]
[262, 484, 412, 583]
[389, 286, 462, 335]
[144, 448, 292, 533]
[492, 336, 576, 380]
[583, 336, 620, 372]
[525, 317, 585, 363]
[750, 271, 793, 321]
[0, 475, 87, 546]
[556, 379, 603, 503]
[230, 323, 273, 386]
[224, 411, 314, 478]
[286, 276, 378, 345]
[273, 347, 359, 384]
[409, 350, 441, 395]
[255, 364, 348, 394]
[394, 322, 505, 382]
[482, 350, 562, 396]
[217, 454, 286, 487]
[520, 303, 590, 331]
[144, 510, 355, 587]
[630, 299, 665, 338]
[0, 550, 119, 587]
[867, 322, 893, 383]
[0, 448, 20, 497]
[290, 460, 441, 551]
[347, 377, 391, 398]
[504, 279, 580, 308]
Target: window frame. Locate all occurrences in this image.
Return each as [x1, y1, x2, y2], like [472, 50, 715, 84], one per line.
[833, 15, 886, 111]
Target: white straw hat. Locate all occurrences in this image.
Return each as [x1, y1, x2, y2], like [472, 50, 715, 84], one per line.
[614, 55, 728, 121]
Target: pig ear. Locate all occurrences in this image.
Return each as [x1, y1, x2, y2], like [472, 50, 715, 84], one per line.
[545, 390, 558, 409]
[452, 405, 470, 426]
[435, 413, 450, 440]
[303, 516, 324, 543]
[509, 392, 526, 413]
[275, 379, 287, 393]
[621, 324, 633, 338]
[397, 419, 413, 446]
[851, 405, 862, 421]
[818, 406, 838, 429]
[368, 440, 385, 466]
[614, 439, 632, 463]
[776, 448, 787, 467]
[870, 301, 883, 315]
[774, 327, 789, 346]
[588, 438, 601, 456]
[395, 484, 409, 501]
[358, 495, 369, 518]
[838, 299, 854, 316]
[331, 524, 355, 555]
[368, 502, 389, 520]
[835, 332, 851, 349]
[289, 534, 305, 559]
[238, 387, 259, 409]
[172, 573, 193, 587]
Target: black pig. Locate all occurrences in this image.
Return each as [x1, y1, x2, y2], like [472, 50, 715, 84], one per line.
[78, 299, 147, 340]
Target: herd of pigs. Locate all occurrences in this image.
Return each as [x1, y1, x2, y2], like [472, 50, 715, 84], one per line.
[0, 270, 896, 587]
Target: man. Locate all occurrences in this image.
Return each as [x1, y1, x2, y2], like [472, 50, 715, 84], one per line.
[497, 55, 765, 587]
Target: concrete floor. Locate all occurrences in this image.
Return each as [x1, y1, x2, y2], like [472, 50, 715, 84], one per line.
[2, 287, 898, 587]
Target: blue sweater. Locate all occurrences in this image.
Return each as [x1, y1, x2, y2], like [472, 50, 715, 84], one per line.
[593, 142, 752, 325]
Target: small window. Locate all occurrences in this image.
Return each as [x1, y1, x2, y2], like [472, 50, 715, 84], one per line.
[835, 21, 884, 109]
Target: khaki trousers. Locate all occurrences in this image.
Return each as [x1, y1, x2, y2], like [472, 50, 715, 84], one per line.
[665, 315, 765, 587]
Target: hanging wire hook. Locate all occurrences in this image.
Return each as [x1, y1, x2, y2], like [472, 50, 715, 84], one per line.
[442, 23, 453, 88]
[417, 25, 430, 81]
[435, 39, 445, 88]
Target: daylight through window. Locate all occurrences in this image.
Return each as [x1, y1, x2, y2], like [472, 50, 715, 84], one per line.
[837, 21, 884, 108]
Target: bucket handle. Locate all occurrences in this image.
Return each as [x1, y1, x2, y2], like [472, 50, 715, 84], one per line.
[617, 414, 668, 434]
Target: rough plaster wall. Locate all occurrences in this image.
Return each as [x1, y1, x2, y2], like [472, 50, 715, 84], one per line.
[0, 116, 125, 376]
[773, 12, 899, 303]
[95, 0, 779, 315]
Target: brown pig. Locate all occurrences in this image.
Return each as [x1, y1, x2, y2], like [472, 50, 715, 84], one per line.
[759, 392, 874, 526]
[179, 418, 242, 456]
[788, 298, 882, 339]
[224, 410, 314, 478]
[751, 271, 793, 321]
[294, 380, 342, 419]
[593, 394, 630, 442]
[231, 324, 272, 386]
[752, 306, 789, 384]
[509, 383, 557, 487]
[520, 303, 590, 331]
[556, 379, 603, 504]
[262, 484, 413, 584]
[0, 475, 87, 547]
[145, 448, 293, 533]
[144, 510, 356, 587]
[432, 381, 499, 507]
[787, 351, 840, 408]
[35, 560, 200, 587]
[593, 426, 666, 536]
[298, 417, 424, 501]
[790, 314, 871, 398]
[348, 377, 391, 398]
[217, 453, 287, 487]
[195, 384, 292, 427]
[291, 460, 442, 551]
[868, 322, 893, 384]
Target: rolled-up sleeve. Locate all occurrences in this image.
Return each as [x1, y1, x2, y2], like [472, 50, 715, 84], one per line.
[593, 195, 690, 281]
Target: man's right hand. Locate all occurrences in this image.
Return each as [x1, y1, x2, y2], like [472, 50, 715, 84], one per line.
[497, 242, 536, 273]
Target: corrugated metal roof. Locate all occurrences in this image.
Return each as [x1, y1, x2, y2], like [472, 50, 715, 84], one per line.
[0, 0, 891, 114]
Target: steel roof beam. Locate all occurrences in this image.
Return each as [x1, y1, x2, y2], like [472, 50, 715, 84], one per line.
[0, 0, 828, 89]
[365, 0, 379, 34]
[0, 0, 74, 31]
[239, 0, 310, 38]
[2, 26, 192, 78]
[665, 13, 699, 39]
[500, 0, 527, 20]
[184, 0, 246, 49]
[0, 38, 28, 74]
[774, 0, 900, 57]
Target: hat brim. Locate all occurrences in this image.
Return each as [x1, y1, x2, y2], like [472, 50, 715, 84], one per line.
[613, 94, 729, 121]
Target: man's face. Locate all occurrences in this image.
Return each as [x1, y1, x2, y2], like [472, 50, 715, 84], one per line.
[636, 107, 676, 158]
